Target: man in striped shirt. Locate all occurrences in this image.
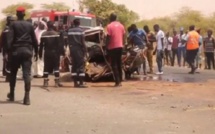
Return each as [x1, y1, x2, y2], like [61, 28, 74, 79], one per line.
[39, 21, 64, 87]
[204, 29, 215, 69]
[68, 19, 88, 88]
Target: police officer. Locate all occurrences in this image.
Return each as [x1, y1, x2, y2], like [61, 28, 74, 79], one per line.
[68, 19, 88, 88]
[6, 7, 38, 105]
[39, 21, 64, 87]
[0, 16, 15, 82]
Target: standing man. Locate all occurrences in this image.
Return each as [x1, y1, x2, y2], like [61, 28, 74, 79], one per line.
[178, 27, 186, 67]
[153, 24, 165, 75]
[171, 30, 179, 66]
[182, 25, 200, 74]
[164, 32, 173, 66]
[204, 29, 215, 70]
[195, 29, 203, 69]
[0, 16, 15, 82]
[106, 13, 125, 87]
[39, 21, 64, 87]
[33, 20, 47, 78]
[6, 7, 38, 105]
[144, 25, 156, 74]
[68, 19, 88, 88]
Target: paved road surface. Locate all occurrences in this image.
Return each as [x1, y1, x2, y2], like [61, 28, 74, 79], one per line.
[0, 61, 215, 134]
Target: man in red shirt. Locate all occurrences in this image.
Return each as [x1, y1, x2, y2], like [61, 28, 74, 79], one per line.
[106, 13, 125, 87]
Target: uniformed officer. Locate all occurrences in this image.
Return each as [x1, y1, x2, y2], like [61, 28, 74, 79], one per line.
[6, 7, 38, 105]
[68, 19, 88, 88]
[39, 21, 64, 87]
[0, 16, 15, 82]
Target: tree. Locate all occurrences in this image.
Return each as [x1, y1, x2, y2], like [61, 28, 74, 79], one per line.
[79, 0, 139, 27]
[2, 2, 33, 17]
[136, 7, 215, 35]
[0, 2, 34, 30]
[41, 2, 70, 11]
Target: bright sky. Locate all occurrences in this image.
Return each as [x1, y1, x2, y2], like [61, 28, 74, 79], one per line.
[1, 0, 215, 19]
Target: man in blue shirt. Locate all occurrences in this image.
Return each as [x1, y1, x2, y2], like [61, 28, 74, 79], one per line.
[128, 24, 148, 75]
[129, 24, 147, 49]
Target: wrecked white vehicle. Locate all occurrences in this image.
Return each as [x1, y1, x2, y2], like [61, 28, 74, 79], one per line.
[84, 27, 113, 81]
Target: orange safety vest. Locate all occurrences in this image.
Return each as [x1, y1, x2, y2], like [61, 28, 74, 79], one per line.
[186, 31, 200, 50]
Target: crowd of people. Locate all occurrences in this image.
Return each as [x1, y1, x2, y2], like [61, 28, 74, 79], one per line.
[0, 6, 214, 105]
[127, 23, 215, 75]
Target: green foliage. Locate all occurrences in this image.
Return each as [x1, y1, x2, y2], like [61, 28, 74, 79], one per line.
[0, 20, 6, 30]
[2, 2, 33, 16]
[41, 2, 70, 11]
[0, 2, 34, 30]
[137, 7, 215, 36]
[79, 0, 139, 27]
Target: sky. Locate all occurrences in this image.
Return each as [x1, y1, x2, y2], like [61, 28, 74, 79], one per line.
[1, 0, 215, 19]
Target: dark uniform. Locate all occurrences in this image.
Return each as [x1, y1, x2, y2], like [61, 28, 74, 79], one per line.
[1, 25, 10, 77]
[67, 22, 87, 88]
[39, 27, 64, 87]
[59, 28, 68, 47]
[0, 16, 15, 82]
[7, 7, 38, 105]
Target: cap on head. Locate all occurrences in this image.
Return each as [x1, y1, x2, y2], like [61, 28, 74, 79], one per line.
[180, 27, 184, 31]
[16, 6, 26, 12]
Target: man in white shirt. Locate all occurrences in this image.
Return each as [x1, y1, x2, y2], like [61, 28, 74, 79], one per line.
[164, 32, 173, 66]
[178, 27, 186, 67]
[153, 24, 165, 75]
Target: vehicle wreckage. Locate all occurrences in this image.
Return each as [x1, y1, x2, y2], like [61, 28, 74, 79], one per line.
[61, 26, 145, 82]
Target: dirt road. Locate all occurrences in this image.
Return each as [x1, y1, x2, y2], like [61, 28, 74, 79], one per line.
[0, 67, 215, 134]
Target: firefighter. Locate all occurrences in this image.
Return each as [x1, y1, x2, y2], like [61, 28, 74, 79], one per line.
[0, 16, 15, 82]
[39, 21, 64, 87]
[68, 19, 88, 88]
[6, 7, 38, 105]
